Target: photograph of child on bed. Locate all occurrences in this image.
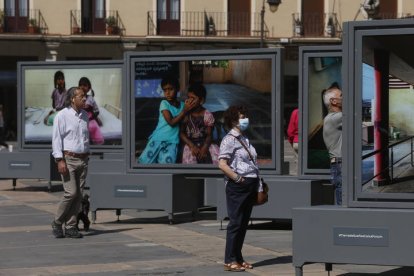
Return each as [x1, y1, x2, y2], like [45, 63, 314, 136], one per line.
[44, 71, 67, 125]
[138, 76, 197, 164]
[79, 77, 104, 145]
[180, 83, 219, 164]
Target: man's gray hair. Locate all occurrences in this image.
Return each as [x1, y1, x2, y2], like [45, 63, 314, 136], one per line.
[323, 88, 338, 108]
[64, 86, 81, 107]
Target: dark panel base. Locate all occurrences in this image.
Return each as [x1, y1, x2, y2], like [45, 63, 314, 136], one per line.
[293, 206, 414, 275]
[89, 173, 204, 222]
[0, 151, 51, 179]
[216, 176, 334, 220]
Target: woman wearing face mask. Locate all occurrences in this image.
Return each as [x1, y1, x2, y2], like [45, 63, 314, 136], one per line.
[218, 105, 260, 272]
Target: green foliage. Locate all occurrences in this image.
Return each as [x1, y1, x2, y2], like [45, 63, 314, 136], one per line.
[105, 16, 117, 27]
[28, 18, 37, 26]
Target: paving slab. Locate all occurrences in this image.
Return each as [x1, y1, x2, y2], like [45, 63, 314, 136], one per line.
[0, 179, 412, 276]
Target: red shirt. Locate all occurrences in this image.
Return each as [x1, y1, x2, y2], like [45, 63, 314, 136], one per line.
[287, 108, 299, 144]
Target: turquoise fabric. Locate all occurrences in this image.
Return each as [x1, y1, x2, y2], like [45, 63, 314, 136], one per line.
[149, 100, 184, 143]
[138, 100, 184, 164]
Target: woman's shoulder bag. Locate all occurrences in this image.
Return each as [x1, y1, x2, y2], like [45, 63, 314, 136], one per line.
[230, 134, 269, 206]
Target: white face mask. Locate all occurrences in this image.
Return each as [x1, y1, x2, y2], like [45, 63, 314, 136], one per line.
[238, 118, 249, 131]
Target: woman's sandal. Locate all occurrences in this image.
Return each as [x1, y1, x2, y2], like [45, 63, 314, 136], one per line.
[241, 261, 253, 269]
[224, 262, 245, 272]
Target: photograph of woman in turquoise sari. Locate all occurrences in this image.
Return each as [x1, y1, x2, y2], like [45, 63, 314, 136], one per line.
[138, 76, 196, 164]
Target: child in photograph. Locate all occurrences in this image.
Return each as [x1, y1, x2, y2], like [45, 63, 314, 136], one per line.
[180, 83, 219, 164]
[44, 71, 67, 125]
[138, 76, 196, 164]
[79, 77, 104, 145]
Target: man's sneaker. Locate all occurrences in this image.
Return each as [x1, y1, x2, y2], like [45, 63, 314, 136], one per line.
[65, 227, 83, 238]
[51, 220, 64, 238]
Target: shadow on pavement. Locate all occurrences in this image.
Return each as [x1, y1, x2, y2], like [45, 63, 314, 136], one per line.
[83, 226, 142, 236]
[7, 183, 63, 193]
[253, 255, 293, 268]
[248, 220, 292, 231]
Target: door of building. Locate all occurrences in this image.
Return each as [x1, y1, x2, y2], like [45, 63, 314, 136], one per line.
[228, 0, 250, 36]
[302, 0, 324, 37]
[4, 0, 28, 33]
[81, 0, 106, 34]
[378, 0, 397, 19]
[157, 0, 180, 35]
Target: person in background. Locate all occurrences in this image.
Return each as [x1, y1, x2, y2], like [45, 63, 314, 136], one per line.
[51, 87, 90, 238]
[322, 83, 343, 205]
[138, 76, 196, 164]
[218, 105, 260, 272]
[180, 83, 219, 164]
[44, 71, 67, 125]
[287, 108, 299, 156]
[79, 77, 104, 145]
[0, 104, 9, 150]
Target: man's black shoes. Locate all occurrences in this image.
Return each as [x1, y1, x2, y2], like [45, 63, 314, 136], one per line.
[52, 221, 83, 238]
[65, 227, 83, 238]
[51, 220, 64, 238]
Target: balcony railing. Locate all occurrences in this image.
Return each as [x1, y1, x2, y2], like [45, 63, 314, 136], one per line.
[1, 9, 48, 34]
[147, 11, 268, 37]
[292, 12, 341, 38]
[0, 10, 3, 32]
[70, 10, 125, 35]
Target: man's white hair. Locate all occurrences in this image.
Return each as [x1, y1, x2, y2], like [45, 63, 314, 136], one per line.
[323, 88, 339, 108]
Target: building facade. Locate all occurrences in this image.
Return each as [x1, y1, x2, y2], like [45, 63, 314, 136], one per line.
[0, 0, 413, 139]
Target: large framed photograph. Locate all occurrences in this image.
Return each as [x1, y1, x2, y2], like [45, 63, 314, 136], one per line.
[18, 61, 124, 150]
[344, 20, 414, 207]
[299, 46, 342, 177]
[126, 48, 283, 174]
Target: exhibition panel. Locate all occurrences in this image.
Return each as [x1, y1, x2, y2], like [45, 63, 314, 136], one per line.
[293, 19, 414, 276]
[342, 20, 414, 207]
[18, 61, 124, 150]
[298, 46, 342, 178]
[125, 48, 284, 175]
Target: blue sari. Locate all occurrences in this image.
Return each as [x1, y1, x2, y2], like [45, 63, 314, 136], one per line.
[138, 100, 184, 164]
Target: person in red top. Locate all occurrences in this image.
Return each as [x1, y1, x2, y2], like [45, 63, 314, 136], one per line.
[287, 108, 299, 156]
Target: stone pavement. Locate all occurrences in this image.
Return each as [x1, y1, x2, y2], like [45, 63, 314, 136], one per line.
[1, 179, 414, 276]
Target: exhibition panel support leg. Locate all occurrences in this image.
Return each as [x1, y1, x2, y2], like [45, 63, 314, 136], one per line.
[295, 266, 303, 276]
[91, 211, 96, 223]
[116, 209, 121, 221]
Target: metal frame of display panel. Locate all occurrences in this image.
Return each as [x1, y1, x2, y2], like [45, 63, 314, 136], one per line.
[17, 60, 125, 153]
[343, 19, 414, 207]
[125, 48, 284, 175]
[298, 45, 342, 179]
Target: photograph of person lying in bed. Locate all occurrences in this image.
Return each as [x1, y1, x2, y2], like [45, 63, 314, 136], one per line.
[24, 67, 123, 146]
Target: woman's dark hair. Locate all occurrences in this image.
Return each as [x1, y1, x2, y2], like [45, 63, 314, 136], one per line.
[54, 71, 65, 89]
[78, 77, 95, 97]
[65, 86, 80, 107]
[187, 83, 206, 101]
[223, 105, 249, 130]
[161, 76, 180, 92]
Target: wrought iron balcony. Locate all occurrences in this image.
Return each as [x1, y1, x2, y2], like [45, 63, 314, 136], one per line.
[292, 13, 341, 38]
[70, 10, 125, 35]
[2, 9, 48, 34]
[292, 12, 413, 39]
[147, 11, 268, 37]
